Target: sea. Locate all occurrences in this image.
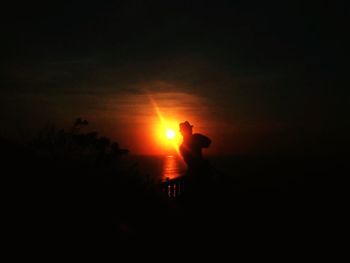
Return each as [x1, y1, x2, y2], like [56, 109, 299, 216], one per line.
[120, 153, 343, 191]
[122, 154, 240, 182]
[125, 154, 187, 182]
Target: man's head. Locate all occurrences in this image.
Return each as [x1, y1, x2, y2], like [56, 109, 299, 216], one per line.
[179, 121, 193, 137]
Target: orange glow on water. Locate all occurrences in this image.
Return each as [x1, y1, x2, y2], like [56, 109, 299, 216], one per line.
[162, 155, 186, 181]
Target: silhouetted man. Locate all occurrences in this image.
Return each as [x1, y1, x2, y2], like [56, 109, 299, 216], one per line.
[179, 121, 211, 176]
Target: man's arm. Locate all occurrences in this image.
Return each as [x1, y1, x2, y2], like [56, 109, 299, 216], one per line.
[194, 133, 211, 148]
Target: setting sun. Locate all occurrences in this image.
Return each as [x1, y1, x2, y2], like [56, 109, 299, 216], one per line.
[166, 129, 176, 139]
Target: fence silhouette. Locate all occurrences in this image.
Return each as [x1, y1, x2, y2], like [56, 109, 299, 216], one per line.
[161, 176, 186, 198]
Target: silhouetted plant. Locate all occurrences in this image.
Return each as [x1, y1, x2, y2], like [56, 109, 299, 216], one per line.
[31, 119, 128, 166]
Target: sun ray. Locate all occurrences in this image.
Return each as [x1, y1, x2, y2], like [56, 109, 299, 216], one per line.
[147, 93, 182, 157]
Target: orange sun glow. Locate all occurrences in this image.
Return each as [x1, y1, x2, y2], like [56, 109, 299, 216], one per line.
[166, 129, 176, 139]
[147, 94, 183, 155]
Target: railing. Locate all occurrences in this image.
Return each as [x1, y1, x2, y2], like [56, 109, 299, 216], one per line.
[161, 176, 186, 198]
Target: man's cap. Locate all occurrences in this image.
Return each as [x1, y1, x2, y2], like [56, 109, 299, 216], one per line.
[179, 121, 193, 131]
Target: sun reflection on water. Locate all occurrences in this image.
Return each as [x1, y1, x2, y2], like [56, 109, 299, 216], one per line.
[162, 155, 186, 181]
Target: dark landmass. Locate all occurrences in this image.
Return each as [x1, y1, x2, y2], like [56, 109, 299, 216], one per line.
[2, 122, 347, 255]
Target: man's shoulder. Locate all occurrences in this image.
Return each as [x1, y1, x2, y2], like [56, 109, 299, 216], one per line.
[192, 133, 207, 139]
[192, 133, 211, 147]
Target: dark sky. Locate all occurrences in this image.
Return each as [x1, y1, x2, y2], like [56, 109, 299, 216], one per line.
[1, 0, 348, 154]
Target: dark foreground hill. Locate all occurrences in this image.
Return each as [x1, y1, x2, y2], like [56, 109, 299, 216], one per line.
[1, 127, 347, 254]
